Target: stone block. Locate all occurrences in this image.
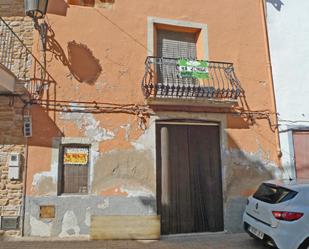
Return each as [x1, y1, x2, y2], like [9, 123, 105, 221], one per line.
[0, 189, 8, 195]
[8, 199, 21, 205]
[0, 198, 8, 206]
[10, 193, 22, 198]
[7, 183, 23, 190]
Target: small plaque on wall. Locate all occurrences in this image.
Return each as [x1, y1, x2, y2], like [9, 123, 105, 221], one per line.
[1, 216, 19, 230]
[40, 205, 55, 219]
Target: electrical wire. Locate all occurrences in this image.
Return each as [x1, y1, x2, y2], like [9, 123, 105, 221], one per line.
[278, 119, 309, 124]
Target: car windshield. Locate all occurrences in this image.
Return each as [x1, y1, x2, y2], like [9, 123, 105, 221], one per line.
[253, 183, 298, 204]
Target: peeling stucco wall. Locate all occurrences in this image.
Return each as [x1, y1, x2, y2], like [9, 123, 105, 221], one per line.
[92, 149, 155, 195]
[25, 195, 156, 237]
[30, 137, 100, 196]
[25, 107, 282, 235]
[26, 113, 157, 237]
[222, 148, 281, 232]
[60, 106, 115, 143]
[26, 109, 281, 236]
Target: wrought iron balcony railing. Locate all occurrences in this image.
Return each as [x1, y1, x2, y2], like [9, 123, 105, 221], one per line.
[142, 56, 243, 102]
[0, 17, 55, 98]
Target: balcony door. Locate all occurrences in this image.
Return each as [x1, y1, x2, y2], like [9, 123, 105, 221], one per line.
[156, 122, 224, 234]
[156, 29, 198, 97]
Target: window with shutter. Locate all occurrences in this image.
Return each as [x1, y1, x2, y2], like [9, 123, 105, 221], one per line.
[59, 144, 89, 194]
[156, 29, 198, 94]
[157, 29, 197, 59]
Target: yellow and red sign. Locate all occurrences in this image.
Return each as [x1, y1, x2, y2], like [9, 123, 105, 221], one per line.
[63, 148, 89, 165]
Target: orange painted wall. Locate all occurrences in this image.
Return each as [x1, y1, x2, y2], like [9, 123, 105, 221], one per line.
[26, 0, 279, 196]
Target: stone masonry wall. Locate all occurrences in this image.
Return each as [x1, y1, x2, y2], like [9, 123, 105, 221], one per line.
[0, 96, 26, 237]
[1, 17, 34, 80]
[0, 4, 34, 237]
[0, 146, 24, 237]
[0, 0, 24, 17]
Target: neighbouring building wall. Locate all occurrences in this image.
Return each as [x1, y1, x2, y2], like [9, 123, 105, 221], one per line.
[0, 0, 24, 17]
[0, 90, 26, 236]
[0, 0, 34, 80]
[23, 0, 280, 236]
[266, 0, 309, 179]
[1, 17, 34, 79]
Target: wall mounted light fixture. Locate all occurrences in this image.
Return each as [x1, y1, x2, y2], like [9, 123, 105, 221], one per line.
[24, 0, 49, 19]
[24, 0, 49, 50]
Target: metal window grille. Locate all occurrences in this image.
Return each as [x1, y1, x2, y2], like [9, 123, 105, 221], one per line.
[141, 29, 243, 100]
[60, 145, 89, 194]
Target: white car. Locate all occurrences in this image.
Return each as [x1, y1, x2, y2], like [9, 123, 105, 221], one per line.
[243, 180, 309, 249]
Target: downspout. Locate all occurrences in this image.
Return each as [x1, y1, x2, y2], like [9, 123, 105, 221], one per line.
[260, 0, 282, 164]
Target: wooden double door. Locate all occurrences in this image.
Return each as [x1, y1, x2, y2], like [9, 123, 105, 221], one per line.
[156, 122, 224, 235]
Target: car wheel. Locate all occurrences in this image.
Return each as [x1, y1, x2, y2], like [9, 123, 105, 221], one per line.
[298, 239, 309, 249]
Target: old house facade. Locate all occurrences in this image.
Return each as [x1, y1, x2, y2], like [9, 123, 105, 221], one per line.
[0, 0, 282, 237]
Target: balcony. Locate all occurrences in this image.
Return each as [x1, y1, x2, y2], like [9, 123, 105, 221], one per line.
[0, 64, 16, 93]
[142, 56, 243, 107]
[0, 17, 55, 98]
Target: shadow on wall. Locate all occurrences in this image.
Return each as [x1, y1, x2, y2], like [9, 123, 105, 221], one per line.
[266, 0, 284, 11]
[47, 0, 69, 16]
[67, 41, 102, 84]
[28, 105, 64, 147]
[224, 133, 277, 233]
[46, 26, 102, 84]
[227, 114, 250, 130]
[224, 135, 275, 198]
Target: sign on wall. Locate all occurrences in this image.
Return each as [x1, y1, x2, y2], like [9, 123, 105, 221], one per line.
[63, 147, 89, 165]
[176, 59, 209, 79]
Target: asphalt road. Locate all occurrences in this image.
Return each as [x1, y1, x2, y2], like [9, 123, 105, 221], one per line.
[0, 233, 268, 249]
